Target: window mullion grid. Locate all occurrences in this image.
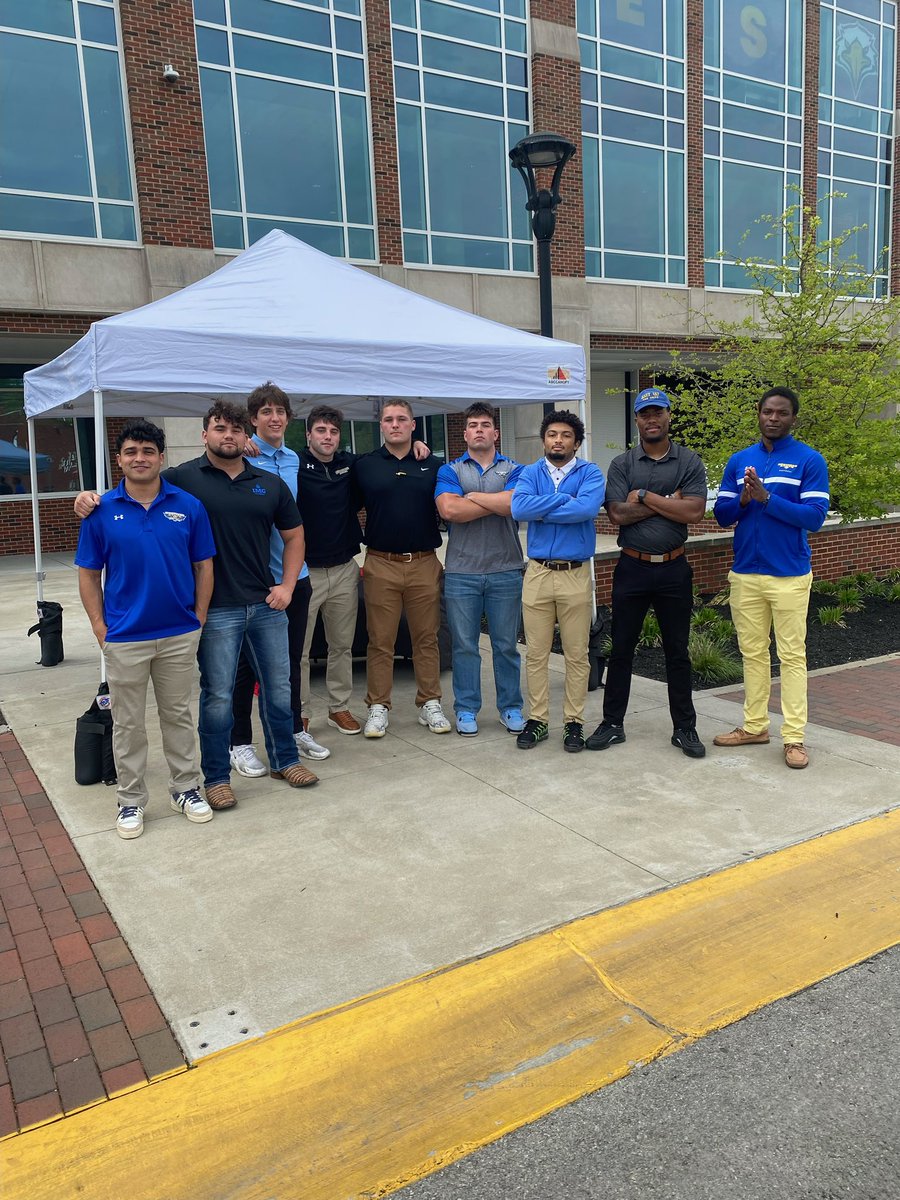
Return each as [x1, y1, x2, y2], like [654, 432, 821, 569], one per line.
[224, 0, 251, 249]
[331, 7, 349, 256]
[414, 20, 435, 264]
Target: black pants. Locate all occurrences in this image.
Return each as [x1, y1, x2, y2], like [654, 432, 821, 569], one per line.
[231, 576, 312, 744]
[602, 554, 696, 730]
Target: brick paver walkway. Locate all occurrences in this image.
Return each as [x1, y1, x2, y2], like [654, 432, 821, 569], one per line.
[0, 729, 187, 1138]
[717, 657, 900, 747]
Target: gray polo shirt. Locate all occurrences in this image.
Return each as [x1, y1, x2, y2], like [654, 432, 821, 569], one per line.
[605, 441, 707, 554]
[436, 453, 524, 574]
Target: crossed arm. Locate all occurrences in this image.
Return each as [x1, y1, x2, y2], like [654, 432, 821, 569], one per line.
[436, 489, 513, 524]
[607, 489, 706, 527]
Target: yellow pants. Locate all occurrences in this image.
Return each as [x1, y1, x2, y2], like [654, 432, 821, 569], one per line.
[728, 570, 812, 745]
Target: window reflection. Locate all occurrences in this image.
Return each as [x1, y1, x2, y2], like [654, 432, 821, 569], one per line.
[196, 0, 376, 259]
[704, 0, 804, 288]
[0, 4, 136, 243]
[0, 371, 89, 497]
[393, 0, 530, 271]
[580, 0, 686, 284]
[818, 0, 895, 294]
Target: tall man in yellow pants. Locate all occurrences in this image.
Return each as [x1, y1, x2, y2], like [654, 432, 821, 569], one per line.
[713, 388, 830, 769]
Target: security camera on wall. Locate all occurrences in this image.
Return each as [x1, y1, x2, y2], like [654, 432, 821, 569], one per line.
[163, 63, 180, 82]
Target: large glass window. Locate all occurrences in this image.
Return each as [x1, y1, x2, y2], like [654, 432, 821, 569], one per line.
[0, 368, 95, 498]
[195, 0, 377, 259]
[0, 1, 137, 242]
[703, 0, 804, 288]
[818, 0, 895, 297]
[579, 0, 687, 284]
[392, 0, 532, 271]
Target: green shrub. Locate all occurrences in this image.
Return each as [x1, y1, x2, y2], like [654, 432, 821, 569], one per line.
[692, 606, 721, 629]
[688, 631, 743, 685]
[817, 605, 847, 628]
[639, 612, 662, 648]
[835, 585, 863, 612]
[887, 583, 900, 603]
[813, 578, 840, 596]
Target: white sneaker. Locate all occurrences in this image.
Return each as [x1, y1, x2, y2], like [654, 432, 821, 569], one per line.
[364, 704, 389, 738]
[229, 744, 267, 777]
[295, 729, 331, 760]
[116, 805, 144, 840]
[170, 789, 213, 824]
[418, 699, 451, 734]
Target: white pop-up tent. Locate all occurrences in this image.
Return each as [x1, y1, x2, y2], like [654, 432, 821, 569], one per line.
[22, 228, 586, 599]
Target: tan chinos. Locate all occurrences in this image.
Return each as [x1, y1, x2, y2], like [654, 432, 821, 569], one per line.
[103, 628, 202, 809]
[522, 560, 593, 724]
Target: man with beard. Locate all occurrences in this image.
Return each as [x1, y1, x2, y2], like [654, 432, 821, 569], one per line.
[511, 410, 605, 753]
[586, 388, 708, 758]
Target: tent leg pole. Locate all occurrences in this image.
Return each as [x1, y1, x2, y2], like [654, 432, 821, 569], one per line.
[93, 389, 107, 683]
[27, 419, 45, 605]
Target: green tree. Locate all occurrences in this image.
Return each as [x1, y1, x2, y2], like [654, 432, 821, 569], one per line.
[666, 199, 900, 520]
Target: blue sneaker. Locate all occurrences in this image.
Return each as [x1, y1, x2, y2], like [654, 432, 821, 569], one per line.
[456, 711, 478, 736]
[500, 707, 525, 734]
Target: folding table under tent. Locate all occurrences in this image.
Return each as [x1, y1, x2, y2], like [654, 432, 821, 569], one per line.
[22, 227, 586, 602]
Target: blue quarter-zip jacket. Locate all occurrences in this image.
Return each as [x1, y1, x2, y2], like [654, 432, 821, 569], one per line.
[511, 457, 606, 561]
[714, 435, 830, 576]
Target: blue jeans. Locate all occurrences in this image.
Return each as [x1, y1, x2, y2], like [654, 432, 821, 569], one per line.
[444, 570, 524, 715]
[197, 604, 299, 787]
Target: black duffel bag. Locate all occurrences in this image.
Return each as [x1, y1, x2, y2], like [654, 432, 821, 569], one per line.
[74, 683, 117, 786]
[27, 600, 64, 667]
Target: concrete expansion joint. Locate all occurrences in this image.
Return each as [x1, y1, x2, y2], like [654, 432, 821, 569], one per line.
[551, 928, 686, 1044]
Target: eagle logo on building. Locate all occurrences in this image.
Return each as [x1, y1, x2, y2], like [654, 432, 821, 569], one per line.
[835, 22, 879, 101]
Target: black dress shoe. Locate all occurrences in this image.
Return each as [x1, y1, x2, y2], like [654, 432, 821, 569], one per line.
[585, 722, 626, 751]
[672, 727, 706, 758]
[563, 722, 585, 753]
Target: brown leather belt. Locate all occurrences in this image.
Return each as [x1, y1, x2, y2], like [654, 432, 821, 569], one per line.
[621, 546, 685, 564]
[366, 549, 436, 563]
[532, 558, 587, 571]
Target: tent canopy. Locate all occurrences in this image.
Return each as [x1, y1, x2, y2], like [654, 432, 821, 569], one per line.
[0, 439, 50, 473]
[23, 230, 585, 420]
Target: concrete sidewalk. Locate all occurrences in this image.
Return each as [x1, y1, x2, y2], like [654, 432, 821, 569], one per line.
[1, 553, 899, 1154]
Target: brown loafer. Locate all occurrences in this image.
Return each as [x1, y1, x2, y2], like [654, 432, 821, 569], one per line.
[271, 763, 318, 787]
[713, 727, 770, 747]
[327, 709, 362, 735]
[784, 743, 809, 769]
[205, 783, 237, 810]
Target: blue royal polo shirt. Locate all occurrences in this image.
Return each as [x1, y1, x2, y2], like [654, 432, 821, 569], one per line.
[75, 477, 216, 642]
[250, 435, 309, 584]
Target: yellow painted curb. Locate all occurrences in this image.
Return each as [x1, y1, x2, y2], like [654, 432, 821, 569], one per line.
[6, 808, 900, 1200]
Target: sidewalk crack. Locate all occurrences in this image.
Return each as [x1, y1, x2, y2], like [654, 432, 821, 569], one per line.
[553, 929, 687, 1043]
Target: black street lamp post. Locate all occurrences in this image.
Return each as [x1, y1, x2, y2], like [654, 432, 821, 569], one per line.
[509, 132, 577, 339]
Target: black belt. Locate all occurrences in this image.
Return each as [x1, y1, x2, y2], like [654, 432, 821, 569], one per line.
[532, 558, 587, 571]
[621, 546, 685, 564]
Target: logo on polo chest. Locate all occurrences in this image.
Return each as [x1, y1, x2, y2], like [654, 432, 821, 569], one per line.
[777, 463, 798, 470]
[164, 511, 186, 522]
[252, 484, 267, 495]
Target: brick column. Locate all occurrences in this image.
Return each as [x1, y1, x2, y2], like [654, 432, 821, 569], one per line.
[118, 0, 213, 248]
[803, 1, 821, 238]
[529, 4, 584, 277]
[365, 0, 403, 265]
[685, 0, 705, 286]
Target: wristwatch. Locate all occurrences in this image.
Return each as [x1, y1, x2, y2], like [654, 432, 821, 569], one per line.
[637, 489, 647, 504]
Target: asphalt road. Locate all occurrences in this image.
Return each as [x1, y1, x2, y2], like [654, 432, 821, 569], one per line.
[396, 945, 900, 1200]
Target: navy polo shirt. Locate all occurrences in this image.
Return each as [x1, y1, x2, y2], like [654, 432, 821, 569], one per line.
[75, 477, 216, 642]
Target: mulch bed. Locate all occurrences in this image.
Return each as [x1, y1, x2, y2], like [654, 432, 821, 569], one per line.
[626, 594, 900, 684]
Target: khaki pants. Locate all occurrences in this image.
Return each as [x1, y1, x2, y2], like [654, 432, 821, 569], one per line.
[300, 559, 360, 718]
[103, 628, 201, 809]
[522, 560, 592, 724]
[363, 551, 442, 708]
[728, 570, 813, 744]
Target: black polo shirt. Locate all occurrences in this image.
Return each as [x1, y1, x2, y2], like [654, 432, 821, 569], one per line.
[605, 441, 707, 555]
[164, 454, 301, 608]
[353, 445, 442, 553]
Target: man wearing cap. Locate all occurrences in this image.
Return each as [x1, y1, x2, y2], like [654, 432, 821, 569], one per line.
[586, 388, 708, 758]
